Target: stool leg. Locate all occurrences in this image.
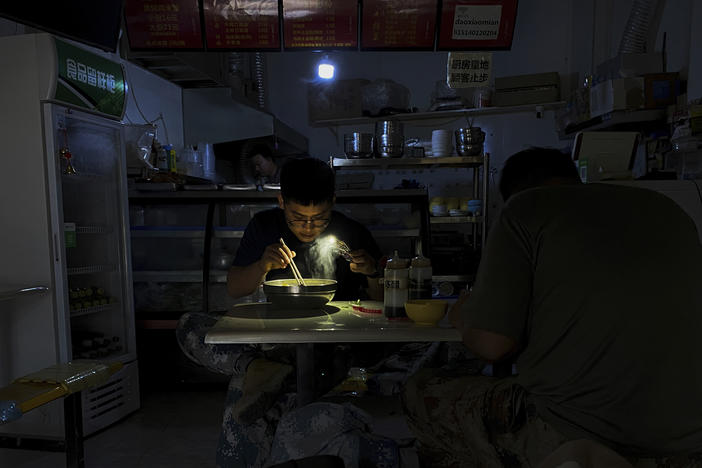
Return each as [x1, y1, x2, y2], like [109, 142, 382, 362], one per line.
[64, 392, 84, 468]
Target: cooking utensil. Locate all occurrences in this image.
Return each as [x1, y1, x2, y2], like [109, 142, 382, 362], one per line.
[279, 238, 305, 286]
[263, 278, 337, 309]
[344, 133, 374, 158]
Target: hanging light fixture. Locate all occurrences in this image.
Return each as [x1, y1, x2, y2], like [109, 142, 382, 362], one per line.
[316, 54, 335, 80]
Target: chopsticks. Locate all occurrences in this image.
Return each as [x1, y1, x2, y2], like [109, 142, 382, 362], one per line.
[280, 238, 306, 286]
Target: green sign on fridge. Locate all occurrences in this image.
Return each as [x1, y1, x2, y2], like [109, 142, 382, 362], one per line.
[54, 39, 126, 119]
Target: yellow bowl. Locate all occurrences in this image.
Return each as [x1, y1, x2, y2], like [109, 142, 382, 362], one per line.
[405, 299, 448, 325]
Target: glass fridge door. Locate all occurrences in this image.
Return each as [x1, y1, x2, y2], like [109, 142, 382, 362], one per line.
[45, 104, 136, 363]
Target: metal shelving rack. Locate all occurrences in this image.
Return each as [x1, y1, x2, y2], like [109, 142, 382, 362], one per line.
[312, 101, 566, 127]
[330, 154, 490, 257]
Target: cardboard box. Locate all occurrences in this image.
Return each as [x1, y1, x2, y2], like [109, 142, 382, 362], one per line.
[493, 72, 560, 106]
[308, 79, 369, 123]
[589, 78, 644, 118]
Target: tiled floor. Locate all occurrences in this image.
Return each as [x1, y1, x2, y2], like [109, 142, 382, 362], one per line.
[0, 385, 227, 468]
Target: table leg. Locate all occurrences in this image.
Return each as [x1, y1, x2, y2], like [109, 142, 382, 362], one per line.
[296, 343, 315, 406]
[64, 392, 84, 468]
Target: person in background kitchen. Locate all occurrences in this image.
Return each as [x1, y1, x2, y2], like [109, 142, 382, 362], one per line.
[402, 147, 702, 467]
[176, 156, 384, 468]
[244, 141, 281, 187]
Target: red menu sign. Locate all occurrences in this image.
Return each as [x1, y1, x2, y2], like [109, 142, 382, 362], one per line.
[124, 0, 203, 49]
[361, 0, 437, 50]
[282, 0, 358, 49]
[203, 0, 280, 49]
[438, 0, 518, 50]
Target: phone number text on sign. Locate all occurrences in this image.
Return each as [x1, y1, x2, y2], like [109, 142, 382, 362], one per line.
[452, 4, 502, 40]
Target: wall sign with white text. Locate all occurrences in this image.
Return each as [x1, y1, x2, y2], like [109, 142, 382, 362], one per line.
[438, 0, 517, 50]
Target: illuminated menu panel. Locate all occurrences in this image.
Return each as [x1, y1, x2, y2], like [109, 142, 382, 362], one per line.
[283, 0, 358, 49]
[438, 0, 518, 50]
[124, 0, 203, 49]
[361, 0, 437, 50]
[203, 0, 280, 49]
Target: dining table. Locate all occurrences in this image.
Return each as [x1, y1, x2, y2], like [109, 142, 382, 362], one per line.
[205, 300, 462, 405]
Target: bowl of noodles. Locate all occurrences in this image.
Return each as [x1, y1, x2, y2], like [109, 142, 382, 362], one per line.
[262, 278, 337, 310]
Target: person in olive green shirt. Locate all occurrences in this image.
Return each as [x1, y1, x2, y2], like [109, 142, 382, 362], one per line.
[403, 147, 702, 466]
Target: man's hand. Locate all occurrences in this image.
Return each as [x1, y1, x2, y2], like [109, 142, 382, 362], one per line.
[258, 242, 296, 274]
[348, 249, 378, 276]
[448, 288, 518, 362]
[448, 288, 470, 331]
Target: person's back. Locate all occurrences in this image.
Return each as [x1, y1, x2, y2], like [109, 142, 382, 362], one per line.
[490, 183, 702, 455]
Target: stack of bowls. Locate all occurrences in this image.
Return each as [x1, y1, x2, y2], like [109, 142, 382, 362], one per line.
[375, 120, 404, 158]
[455, 127, 486, 156]
[431, 129, 453, 157]
[344, 133, 374, 158]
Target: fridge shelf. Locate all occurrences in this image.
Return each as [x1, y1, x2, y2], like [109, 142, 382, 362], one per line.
[67, 265, 116, 275]
[70, 302, 119, 318]
[76, 225, 113, 235]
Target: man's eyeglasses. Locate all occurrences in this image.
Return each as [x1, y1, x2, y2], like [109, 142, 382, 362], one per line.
[286, 218, 330, 228]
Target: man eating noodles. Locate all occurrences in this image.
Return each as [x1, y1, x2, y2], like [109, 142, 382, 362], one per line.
[176, 156, 383, 468]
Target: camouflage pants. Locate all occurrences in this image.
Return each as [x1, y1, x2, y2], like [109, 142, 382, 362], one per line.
[216, 376, 297, 468]
[175, 312, 264, 377]
[269, 401, 401, 468]
[402, 365, 702, 468]
[176, 312, 296, 468]
[402, 365, 568, 468]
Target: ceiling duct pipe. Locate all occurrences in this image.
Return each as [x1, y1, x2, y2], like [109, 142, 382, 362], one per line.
[254, 52, 266, 110]
[618, 0, 664, 54]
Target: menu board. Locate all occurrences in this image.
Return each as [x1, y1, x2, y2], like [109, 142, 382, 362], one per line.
[438, 0, 518, 50]
[361, 0, 437, 50]
[203, 0, 280, 50]
[124, 0, 203, 49]
[282, 0, 358, 49]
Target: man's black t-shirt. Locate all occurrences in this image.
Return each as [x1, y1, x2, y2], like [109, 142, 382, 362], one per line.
[233, 208, 382, 300]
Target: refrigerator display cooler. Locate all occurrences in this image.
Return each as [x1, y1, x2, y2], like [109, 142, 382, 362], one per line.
[0, 33, 138, 440]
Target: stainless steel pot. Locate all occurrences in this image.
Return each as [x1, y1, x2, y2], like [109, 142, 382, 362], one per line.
[344, 133, 374, 158]
[455, 128, 486, 145]
[375, 120, 404, 136]
[456, 143, 483, 156]
[263, 278, 337, 309]
[377, 144, 404, 158]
